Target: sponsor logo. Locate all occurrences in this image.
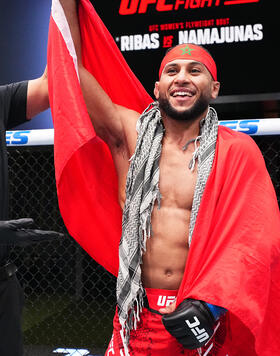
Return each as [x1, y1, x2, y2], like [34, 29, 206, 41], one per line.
[6, 130, 30, 145]
[157, 295, 176, 307]
[185, 316, 210, 343]
[119, 0, 260, 15]
[219, 119, 259, 135]
[53, 349, 92, 356]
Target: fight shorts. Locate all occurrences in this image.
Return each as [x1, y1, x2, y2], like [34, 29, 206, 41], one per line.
[105, 288, 230, 356]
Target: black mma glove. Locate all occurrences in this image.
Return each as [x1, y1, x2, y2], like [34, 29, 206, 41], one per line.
[0, 218, 64, 246]
[162, 298, 216, 349]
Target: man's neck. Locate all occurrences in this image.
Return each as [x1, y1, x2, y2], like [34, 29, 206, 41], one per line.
[161, 107, 208, 148]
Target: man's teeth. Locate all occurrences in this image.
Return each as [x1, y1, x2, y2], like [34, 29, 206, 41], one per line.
[173, 91, 192, 97]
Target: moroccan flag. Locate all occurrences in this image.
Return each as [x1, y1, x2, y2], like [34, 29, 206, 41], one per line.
[47, 0, 152, 276]
[176, 127, 280, 355]
[48, 0, 280, 354]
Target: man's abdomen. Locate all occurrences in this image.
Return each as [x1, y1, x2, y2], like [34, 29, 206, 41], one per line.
[141, 206, 190, 290]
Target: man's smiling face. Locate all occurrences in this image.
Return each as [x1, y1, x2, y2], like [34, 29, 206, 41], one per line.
[154, 59, 220, 122]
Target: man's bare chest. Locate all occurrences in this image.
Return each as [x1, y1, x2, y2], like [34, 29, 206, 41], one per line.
[159, 145, 197, 211]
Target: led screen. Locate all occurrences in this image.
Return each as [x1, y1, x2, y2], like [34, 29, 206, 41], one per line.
[92, 0, 278, 98]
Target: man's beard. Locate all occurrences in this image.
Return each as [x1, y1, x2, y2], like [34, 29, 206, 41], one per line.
[158, 94, 210, 122]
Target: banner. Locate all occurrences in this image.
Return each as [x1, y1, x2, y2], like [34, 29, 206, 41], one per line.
[91, 0, 278, 98]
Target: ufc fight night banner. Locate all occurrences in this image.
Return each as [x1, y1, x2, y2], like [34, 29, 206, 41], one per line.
[91, 0, 278, 98]
[1, 1, 278, 130]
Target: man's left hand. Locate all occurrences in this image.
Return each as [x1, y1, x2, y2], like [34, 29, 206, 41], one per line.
[161, 298, 215, 349]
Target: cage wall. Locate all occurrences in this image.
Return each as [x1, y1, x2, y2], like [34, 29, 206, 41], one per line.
[7, 135, 280, 355]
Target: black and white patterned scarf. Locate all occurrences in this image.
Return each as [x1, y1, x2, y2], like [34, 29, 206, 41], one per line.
[117, 102, 219, 355]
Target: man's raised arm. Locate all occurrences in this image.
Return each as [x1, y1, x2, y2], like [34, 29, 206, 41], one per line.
[58, 0, 139, 149]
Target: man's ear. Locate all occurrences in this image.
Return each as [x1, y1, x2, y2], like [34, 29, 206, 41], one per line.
[154, 81, 159, 99]
[211, 81, 220, 100]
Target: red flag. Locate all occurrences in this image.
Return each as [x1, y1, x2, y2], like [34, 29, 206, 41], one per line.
[48, 0, 280, 354]
[177, 126, 280, 355]
[47, 0, 152, 276]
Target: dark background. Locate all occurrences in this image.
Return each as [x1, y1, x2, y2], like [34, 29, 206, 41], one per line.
[91, 0, 278, 98]
[0, 0, 279, 128]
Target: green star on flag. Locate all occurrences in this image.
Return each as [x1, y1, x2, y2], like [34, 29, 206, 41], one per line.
[180, 45, 195, 56]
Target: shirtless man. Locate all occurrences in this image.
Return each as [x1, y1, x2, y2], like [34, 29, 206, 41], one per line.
[59, 1, 228, 355]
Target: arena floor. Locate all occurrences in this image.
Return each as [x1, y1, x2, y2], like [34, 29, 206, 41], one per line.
[24, 345, 105, 356]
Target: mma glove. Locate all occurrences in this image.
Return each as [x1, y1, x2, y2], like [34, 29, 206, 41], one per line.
[0, 218, 64, 246]
[162, 298, 226, 350]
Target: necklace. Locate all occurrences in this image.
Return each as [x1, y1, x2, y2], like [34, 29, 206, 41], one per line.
[182, 135, 201, 171]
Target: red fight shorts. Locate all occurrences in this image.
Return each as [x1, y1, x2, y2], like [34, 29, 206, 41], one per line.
[105, 288, 230, 356]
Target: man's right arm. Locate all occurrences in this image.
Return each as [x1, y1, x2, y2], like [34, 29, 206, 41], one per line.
[59, 0, 140, 151]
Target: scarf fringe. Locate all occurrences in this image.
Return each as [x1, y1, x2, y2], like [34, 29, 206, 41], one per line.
[188, 135, 202, 171]
[119, 288, 145, 356]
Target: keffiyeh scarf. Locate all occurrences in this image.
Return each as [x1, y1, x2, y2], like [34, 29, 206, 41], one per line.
[117, 102, 219, 355]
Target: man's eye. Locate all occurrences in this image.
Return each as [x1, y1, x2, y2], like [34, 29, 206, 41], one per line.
[191, 68, 201, 74]
[167, 68, 177, 74]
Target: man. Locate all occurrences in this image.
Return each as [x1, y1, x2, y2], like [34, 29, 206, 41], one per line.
[52, 1, 280, 355]
[0, 68, 63, 356]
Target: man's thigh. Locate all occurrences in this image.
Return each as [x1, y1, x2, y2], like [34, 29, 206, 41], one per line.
[105, 307, 191, 356]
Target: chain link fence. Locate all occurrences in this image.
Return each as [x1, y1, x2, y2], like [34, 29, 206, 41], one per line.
[7, 135, 280, 356]
[8, 146, 116, 356]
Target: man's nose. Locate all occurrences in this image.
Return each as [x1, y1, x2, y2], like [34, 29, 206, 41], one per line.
[174, 69, 190, 84]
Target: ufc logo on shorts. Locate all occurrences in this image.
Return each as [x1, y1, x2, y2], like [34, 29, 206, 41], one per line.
[157, 295, 176, 307]
[185, 316, 210, 343]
